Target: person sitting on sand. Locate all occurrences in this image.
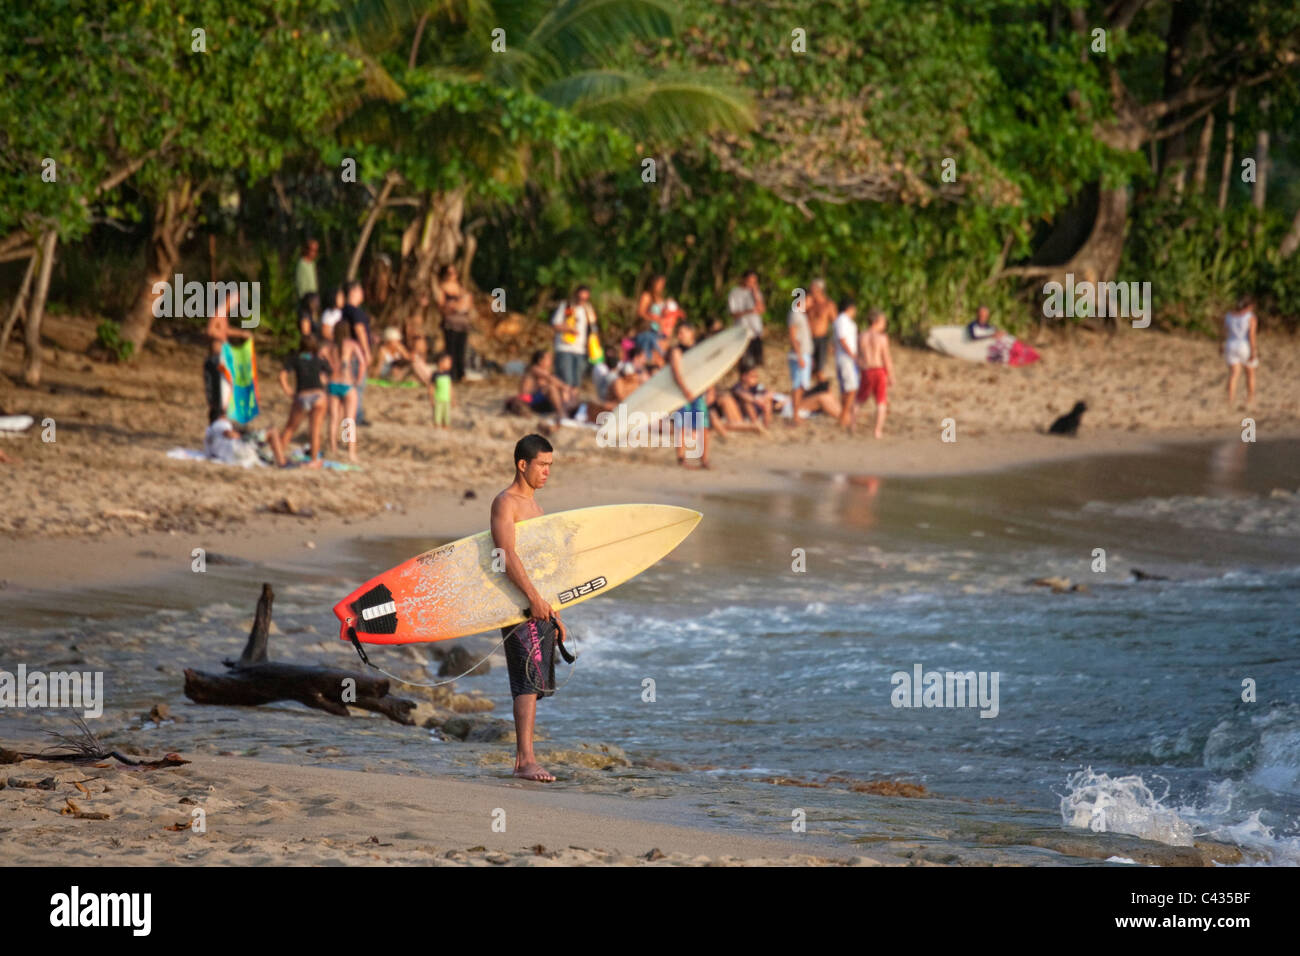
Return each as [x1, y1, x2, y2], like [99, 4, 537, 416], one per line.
[376, 327, 412, 381]
[731, 361, 775, 430]
[510, 350, 575, 419]
[1222, 294, 1259, 408]
[795, 368, 844, 421]
[267, 333, 328, 468]
[709, 379, 766, 435]
[609, 361, 642, 404]
[668, 323, 711, 468]
[965, 304, 1002, 341]
[490, 433, 567, 782]
[322, 323, 361, 462]
[854, 309, 895, 439]
[205, 409, 259, 467]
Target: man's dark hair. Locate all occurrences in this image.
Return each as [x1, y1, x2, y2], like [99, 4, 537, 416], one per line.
[345, 280, 364, 296]
[514, 434, 553, 469]
[742, 269, 757, 280]
[837, 296, 856, 312]
[529, 348, 547, 366]
[574, 284, 591, 297]
[738, 357, 758, 374]
[301, 332, 318, 352]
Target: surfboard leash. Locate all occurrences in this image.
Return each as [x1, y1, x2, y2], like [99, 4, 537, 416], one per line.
[346, 621, 578, 691]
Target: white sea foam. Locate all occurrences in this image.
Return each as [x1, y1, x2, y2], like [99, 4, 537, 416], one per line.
[1060, 768, 1196, 846]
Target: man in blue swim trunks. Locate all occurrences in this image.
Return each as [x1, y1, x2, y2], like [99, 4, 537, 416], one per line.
[668, 323, 711, 468]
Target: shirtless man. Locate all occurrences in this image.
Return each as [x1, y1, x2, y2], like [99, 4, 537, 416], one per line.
[806, 279, 836, 378]
[855, 309, 895, 438]
[490, 435, 567, 782]
[517, 350, 576, 419]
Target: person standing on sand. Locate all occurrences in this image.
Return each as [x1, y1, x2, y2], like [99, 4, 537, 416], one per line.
[833, 298, 859, 429]
[807, 279, 835, 377]
[342, 281, 373, 427]
[855, 309, 895, 439]
[728, 269, 766, 366]
[669, 323, 711, 468]
[268, 333, 328, 468]
[787, 295, 813, 425]
[490, 434, 567, 782]
[1222, 295, 1259, 408]
[295, 239, 320, 313]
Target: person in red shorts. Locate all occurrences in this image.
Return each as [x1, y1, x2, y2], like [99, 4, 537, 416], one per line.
[854, 309, 895, 438]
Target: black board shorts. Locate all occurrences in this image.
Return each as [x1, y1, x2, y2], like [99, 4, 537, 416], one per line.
[502, 618, 557, 700]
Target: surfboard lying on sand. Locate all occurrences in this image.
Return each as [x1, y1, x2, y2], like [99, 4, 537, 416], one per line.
[926, 325, 1040, 365]
[334, 504, 702, 645]
[621, 324, 752, 419]
[0, 415, 34, 432]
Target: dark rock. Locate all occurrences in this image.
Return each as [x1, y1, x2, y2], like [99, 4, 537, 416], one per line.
[437, 646, 490, 678]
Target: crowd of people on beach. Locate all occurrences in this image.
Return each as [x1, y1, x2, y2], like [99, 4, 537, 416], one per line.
[195, 239, 1266, 470]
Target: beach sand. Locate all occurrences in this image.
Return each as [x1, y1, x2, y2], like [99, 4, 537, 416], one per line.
[2, 315, 1297, 866]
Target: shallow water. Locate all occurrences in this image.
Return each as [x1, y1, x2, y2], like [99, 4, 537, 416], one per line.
[4, 437, 1298, 863]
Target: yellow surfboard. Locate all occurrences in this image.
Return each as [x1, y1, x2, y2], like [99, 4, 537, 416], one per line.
[334, 504, 702, 645]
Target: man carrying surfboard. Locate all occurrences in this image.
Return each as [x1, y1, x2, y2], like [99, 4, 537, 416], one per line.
[490, 434, 566, 782]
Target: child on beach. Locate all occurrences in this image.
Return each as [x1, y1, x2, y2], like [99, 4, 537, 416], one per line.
[854, 309, 895, 439]
[322, 323, 361, 462]
[1222, 295, 1259, 408]
[431, 351, 453, 427]
[268, 333, 328, 468]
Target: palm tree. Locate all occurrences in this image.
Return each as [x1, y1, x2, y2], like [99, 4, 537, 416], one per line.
[330, 0, 753, 319]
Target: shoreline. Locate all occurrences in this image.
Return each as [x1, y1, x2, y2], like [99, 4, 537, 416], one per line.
[1, 425, 1289, 597]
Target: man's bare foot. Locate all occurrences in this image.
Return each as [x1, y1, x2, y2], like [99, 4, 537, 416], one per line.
[874, 429, 884, 439]
[514, 762, 555, 782]
[305, 457, 323, 469]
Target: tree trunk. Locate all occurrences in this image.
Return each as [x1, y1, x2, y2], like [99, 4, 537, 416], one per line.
[347, 171, 400, 282]
[1062, 187, 1129, 287]
[1217, 88, 1236, 211]
[1251, 102, 1269, 212]
[120, 181, 198, 359]
[387, 188, 465, 323]
[1155, 0, 1198, 199]
[1278, 207, 1300, 259]
[22, 230, 59, 387]
[1191, 112, 1214, 195]
[0, 248, 38, 373]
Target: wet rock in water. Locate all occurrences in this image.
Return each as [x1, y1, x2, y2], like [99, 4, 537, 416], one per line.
[0, 748, 22, 765]
[147, 703, 172, 723]
[267, 498, 315, 518]
[1130, 568, 1169, 582]
[437, 645, 490, 677]
[440, 715, 515, 742]
[644, 848, 666, 861]
[204, 552, 252, 566]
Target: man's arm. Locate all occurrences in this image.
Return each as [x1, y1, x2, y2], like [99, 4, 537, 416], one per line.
[279, 368, 294, 396]
[669, 348, 692, 399]
[490, 495, 553, 621]
[883, 338, 894, 381]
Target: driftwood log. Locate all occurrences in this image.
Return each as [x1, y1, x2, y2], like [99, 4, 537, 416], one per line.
[183, 583, 417, 725]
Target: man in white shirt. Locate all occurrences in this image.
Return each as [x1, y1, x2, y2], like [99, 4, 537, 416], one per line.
[728, 269, 766, 365]
[833, 298, 859, 429]
[786, 298, 813, 424]
[550, 285, 596, 387]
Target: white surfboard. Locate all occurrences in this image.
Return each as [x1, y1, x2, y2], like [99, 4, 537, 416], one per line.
[620, 324, 752, 419]
[0, 415, 34, 432]
[334, 504, 702, 644]
[927, 325, 1017, 363]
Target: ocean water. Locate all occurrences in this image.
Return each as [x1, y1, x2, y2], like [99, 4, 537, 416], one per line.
[3, 437, 1298, 864]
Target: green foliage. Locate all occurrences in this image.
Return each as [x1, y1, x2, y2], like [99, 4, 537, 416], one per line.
[94, 320, 135, 361]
